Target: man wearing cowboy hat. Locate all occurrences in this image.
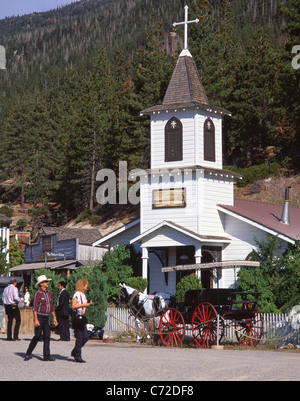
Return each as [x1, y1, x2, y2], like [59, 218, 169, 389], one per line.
[24, 275, 58, 361]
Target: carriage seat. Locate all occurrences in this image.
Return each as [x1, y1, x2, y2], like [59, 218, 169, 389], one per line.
[183, 289, 236, 307]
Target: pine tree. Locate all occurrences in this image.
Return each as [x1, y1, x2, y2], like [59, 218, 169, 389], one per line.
[277, 0, 300, 167]
[131, 17, 175, 168]
[189, 0, 216, 92]
[0, 95, 65, 208]
[59, 47, 131, 212]
[228, 30, 286, 165]
[0, 100, 32, 207]
[109, 50, 144, 171]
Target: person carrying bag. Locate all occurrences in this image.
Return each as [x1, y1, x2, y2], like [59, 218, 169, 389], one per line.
[71, 279, 92, 363]
[72, 295, 88, 329]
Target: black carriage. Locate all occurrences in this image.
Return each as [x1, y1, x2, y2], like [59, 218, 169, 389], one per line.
[159, 261, 263, 348]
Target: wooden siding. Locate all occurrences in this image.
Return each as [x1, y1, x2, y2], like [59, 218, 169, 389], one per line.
[140, 170, 198, 235]
[106, 224, 141, 249]
[141, 226, 200, 248]
[148, 249, 177, 294]
[140, 170, 234, 237]
[199, 174, 234, 235]
[220, 215, 288, 288]
[78, 244, 107, 261]
[24, 234, 78, 263]
[150, 111, 222, 170]
[222, 214, 287, 261]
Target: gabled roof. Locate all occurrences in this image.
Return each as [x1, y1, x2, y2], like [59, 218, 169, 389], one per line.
[41, 227, 102, 246]
[218, 198, 300, 244]
[141, 55, 231, 116]
[92, 219, 140, 247]
[130, 220, 231, 244]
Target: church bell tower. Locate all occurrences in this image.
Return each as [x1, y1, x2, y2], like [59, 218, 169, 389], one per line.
[141, 6, 231, 171]
[132, 6, 238, 294]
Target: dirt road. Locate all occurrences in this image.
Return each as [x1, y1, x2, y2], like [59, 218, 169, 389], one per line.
[0, 334, 299, 382]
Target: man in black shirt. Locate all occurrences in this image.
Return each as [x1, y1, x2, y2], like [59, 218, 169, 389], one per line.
[57, 281, 70, 341]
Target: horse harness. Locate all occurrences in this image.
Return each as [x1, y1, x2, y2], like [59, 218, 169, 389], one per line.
[127, 290, 140, 310]
[126, 290, 162, 322]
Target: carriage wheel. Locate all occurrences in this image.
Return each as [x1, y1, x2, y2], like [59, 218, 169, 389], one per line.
[192, 302, 220, 348]
[235, 304, 263, 347]
[159, 308, 185, 347]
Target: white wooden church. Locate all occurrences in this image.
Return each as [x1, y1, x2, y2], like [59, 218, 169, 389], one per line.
[93, 7, 300, 295]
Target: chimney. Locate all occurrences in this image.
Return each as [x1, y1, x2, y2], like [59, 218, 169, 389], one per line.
[281, 186, 291, 225]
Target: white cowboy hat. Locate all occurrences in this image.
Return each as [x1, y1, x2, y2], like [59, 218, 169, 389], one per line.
[35, 275, 52, 289]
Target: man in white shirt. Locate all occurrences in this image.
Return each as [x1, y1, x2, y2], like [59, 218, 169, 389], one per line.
[3, 278, 24, 341]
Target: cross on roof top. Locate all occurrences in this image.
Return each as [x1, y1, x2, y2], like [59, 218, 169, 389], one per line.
[173, 5, 199, 56]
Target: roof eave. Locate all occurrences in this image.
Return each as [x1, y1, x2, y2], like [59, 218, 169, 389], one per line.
[217, 205, 297, 245]
[129, 166, 242, 180]
[130, 220, 231, 245]
[92, 219, 140, 247]
[140, 102, 232, 117]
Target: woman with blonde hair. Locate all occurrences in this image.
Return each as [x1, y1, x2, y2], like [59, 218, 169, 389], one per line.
[71, 279, 92, 363]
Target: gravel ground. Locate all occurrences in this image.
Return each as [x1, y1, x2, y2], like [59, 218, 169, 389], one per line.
[0, 333, 299, 382]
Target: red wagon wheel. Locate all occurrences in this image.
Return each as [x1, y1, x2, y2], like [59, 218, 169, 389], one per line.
[192, 302, 219, 348]
[159, 308, 185, 347]
[235, 304, 263, 347]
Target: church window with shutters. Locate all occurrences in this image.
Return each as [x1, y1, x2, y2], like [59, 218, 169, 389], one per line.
[204, 118, 215, 162]
[165, 117, 183, 162]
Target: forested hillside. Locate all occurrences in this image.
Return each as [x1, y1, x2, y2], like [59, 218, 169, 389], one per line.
[0, 0, 299, 225]
[0, 0, 293, 118]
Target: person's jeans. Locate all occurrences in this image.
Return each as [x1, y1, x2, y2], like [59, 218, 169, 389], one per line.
[26, 314, 51, 359]
[73, 325, 89, 358]
[58, 316, 70, 341]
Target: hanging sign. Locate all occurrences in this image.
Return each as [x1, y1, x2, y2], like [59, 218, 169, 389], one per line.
[152, 188, 186, 208]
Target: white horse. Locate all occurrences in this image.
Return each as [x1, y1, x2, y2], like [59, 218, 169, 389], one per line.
[117, 284, 173, 342]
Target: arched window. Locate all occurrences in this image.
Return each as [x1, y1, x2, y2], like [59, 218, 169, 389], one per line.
[165, 117, 183, 162]
[204, 118, 215, 162]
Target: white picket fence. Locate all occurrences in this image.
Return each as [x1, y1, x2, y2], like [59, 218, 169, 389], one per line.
[104, 307, 138, 337]
[220, 313, 300, 346]
[0, 227, 9, 263]
[104, 308, 300, 346]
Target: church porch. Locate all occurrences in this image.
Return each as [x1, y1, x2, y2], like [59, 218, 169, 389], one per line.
[130, 220, 231, 295]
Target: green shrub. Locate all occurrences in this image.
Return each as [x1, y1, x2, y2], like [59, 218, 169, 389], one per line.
[175, 273, 202, 302]
[225, 162, 281, 187]
[16, 218, 29, 228]
[89, 214, 101, 225]
[238, 236, 300, 313]
[100, 244, 133, 302]
[67, 265, 109, 328]
[127, 276, 148, 292]
[75, 209, 93, 223]
[0, 205, 13, 218]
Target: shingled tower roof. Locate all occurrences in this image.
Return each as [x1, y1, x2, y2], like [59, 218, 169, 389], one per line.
[141, 53, 231, 116]
[141, 5, 231, 116]
[163, 55, 209, 106]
